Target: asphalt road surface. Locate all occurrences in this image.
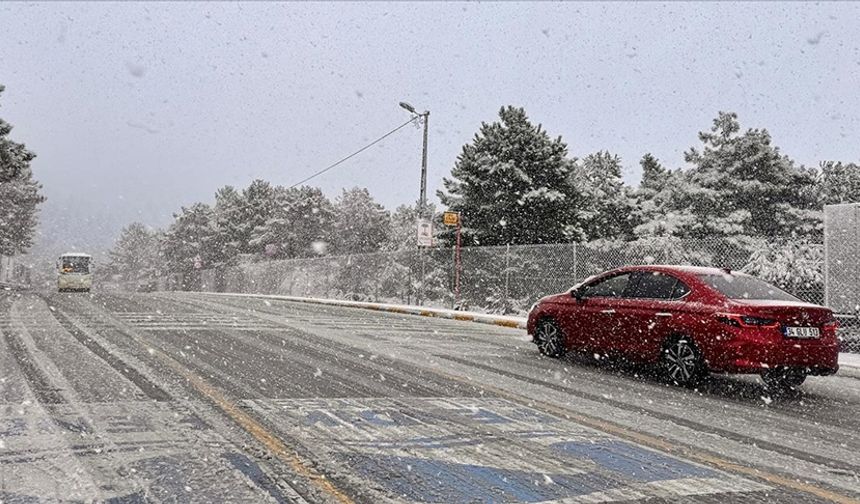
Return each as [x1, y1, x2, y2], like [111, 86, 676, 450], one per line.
[2, 290, 860, 503]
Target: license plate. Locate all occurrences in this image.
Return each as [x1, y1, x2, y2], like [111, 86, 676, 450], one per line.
[784, 326, 819, 339]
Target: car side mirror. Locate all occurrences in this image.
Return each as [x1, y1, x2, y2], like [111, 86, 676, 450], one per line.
[571, 288, 586, 302]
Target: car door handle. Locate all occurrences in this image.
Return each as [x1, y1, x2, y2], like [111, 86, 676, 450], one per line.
[655, 312, 673, 317]
[601, 309, 616, 314]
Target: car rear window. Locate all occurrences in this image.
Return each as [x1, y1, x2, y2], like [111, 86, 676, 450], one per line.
[698, 274, 799, 302]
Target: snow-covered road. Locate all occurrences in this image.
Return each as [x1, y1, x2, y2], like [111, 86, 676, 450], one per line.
[2, 290, 859, 503]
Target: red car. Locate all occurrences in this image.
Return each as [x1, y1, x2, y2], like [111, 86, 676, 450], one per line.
[527, 265, 839, 389]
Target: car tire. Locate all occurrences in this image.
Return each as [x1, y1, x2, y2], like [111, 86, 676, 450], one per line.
[761, 367, 806, 391]
[536, 319, 566, 358]
[662, 336, 706, 387]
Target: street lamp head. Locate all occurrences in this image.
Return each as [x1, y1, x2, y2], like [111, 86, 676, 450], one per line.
[399, 101, 416, 114]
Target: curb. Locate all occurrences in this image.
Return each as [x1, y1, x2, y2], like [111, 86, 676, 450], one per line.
[195, 292, 528, 330]
[192, 292, 860, 371]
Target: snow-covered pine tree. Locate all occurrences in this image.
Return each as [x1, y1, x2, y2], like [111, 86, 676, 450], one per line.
[332, 187, 389, 254]
[162, 203, 218, 286]
[287, 186, 335, 257]
[107, 222, 161, 285]
[572, 151, 636, 241]
[0, 84, 45, 255]
[680, 111, 820, 238]
[632, 154, 695, 238]
[438, 106, 581, 246]
[250, 185, 335, 258]
[237, 179, 277, 255]
[819, 161, 860, 205]
[212, 185, 245, 265]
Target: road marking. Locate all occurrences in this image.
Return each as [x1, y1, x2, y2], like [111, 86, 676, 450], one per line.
[90, 335, 349, 503]
[134, 344, 355, 504]
[242, 396, 769, 503]
[59, 299, 354, 504]
[424, 366, 860, 504]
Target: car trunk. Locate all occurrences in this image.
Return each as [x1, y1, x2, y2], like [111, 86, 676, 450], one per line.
[730, 299, 832, 327]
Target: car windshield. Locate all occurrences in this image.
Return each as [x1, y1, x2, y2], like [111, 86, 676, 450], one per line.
[699, 274, 800, 302]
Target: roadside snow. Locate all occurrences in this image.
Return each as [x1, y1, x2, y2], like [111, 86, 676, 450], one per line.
[195, 292, 860, 370]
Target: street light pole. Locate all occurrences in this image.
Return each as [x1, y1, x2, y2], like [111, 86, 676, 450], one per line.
[399, 101, 429, 215]
[400, 101, 431, 305]
[419, 110, 429, 213]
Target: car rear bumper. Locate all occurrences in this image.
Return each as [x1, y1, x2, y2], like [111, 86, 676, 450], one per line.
[706, 339, 840, 375]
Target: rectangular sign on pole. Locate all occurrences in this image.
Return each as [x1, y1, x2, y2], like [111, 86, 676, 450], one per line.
[443, 211, 460, 227]
[416, 219, 434, 247]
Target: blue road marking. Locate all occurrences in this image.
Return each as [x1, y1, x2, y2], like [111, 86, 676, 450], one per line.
[343, 453, 623, 503]
[552, 440, 716, 482]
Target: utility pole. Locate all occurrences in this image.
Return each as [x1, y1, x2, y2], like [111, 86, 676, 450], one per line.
[400, 101, 431, 305]
[400, 102, 429, 213]
[419, 111, 429, 211]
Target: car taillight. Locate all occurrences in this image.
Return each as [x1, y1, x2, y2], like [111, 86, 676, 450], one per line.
[715, 313, 779, 329]
[822, 314, 839, 329]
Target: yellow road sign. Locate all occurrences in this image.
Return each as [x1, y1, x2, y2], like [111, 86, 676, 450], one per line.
[443, 211, 460, 226]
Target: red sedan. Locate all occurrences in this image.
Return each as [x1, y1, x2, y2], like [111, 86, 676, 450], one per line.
[527, 265, 839, 389]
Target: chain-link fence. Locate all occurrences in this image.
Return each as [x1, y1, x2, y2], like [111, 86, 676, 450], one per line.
[183, 236, 860, 352]
[193, 237, 825, 311]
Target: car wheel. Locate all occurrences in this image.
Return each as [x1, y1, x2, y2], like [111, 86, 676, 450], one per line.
[536, 319, 565, 358]
[761, 367, 806, 391]
[662, 336, 706, 387]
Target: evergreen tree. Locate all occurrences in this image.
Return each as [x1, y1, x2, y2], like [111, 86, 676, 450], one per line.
[250, 185, 335, 258]
[438, 106, 581, 246]
[639, 112, 820, 240]
[333, 187, 390, 254]
[639, 153, 669, 193]
[819, 161, 860, 205]
[632, 154, 692, 237]
[0, 85, 45, 255]
[237, 179, 277, 254]
[212, 185, 245, 265]
[681, 112, 819, 238]
[162, 203, 218, 280]
[107, 222, 162, 283]
[572, 151, 636, 240]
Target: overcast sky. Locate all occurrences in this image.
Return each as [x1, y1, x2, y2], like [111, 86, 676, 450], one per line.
[1, 2, 859, 257]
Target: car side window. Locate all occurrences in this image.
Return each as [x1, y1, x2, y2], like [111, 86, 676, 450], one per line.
[671, 280, 691, 299]
[628, 272, 688, 300]
[582, 273, 632, 298]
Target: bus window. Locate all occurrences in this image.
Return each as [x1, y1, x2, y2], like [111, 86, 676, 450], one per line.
[60, 256, 90, 274]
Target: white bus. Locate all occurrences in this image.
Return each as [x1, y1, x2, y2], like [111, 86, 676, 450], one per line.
[57, 252, 92, 292]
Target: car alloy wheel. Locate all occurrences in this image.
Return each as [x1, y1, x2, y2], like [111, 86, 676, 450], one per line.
[663, 337, 704, 387]
[536, 320, 565, 358]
